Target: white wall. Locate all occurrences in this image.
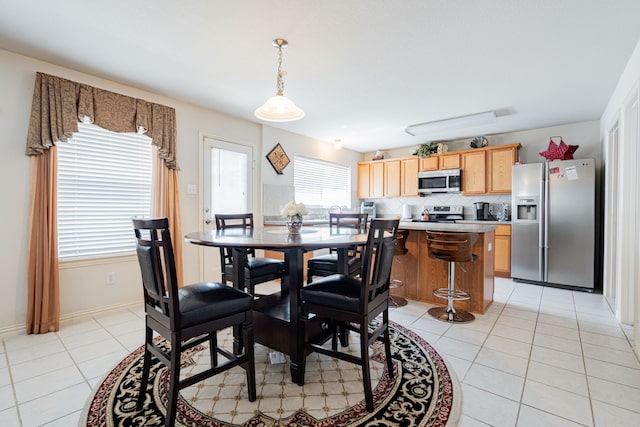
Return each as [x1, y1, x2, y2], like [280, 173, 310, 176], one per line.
[0, 48, 361, 333]
[600, 39, 640, 356]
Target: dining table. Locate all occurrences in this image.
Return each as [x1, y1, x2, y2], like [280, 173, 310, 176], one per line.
[184, 225, 369, 385]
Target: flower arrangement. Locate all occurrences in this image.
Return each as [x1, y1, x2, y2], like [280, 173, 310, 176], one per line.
[281, 200, 307, 233]
[413, 142, 439, 157]
[280, 200, 308, 219]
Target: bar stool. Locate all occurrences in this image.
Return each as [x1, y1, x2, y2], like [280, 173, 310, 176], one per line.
[426, 231, 479, 323]
[389, 229, 410, 307]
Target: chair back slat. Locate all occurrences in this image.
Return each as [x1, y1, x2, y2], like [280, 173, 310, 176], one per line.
[426, 231, 479, 263]
[329, 213, 368, 230]
[359, 218, 399, 308]
[215, 213, 256, 282]
[132, 218, 179, 327]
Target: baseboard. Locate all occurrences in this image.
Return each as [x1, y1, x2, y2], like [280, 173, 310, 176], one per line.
[0, 300, 143, 338]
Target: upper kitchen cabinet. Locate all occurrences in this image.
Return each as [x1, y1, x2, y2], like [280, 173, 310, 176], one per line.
[357, 162, 371, 198]
[439, 153, 461, 170]
[418, 153, 460, 171]
[487, 145, 519, 193]
[401, 157, 419, 196]
[462, 143, 521, 195]
[419, 156, 438, 171]
[384, 160, 401, 197]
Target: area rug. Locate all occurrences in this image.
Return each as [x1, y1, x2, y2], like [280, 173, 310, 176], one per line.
[81, 321, 460, 426]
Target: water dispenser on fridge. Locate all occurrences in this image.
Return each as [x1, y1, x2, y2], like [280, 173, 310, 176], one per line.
[515, 197, 538, 222]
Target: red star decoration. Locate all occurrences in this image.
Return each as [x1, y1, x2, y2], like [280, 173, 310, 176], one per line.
[539, 139, 579, 160]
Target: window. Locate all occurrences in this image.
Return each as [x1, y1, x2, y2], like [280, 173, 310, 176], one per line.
[293, 156, 351, 208]
[57, 122, 153, 259]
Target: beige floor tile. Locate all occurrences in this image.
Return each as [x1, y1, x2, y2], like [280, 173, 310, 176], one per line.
[474, 347, 529, 377]
[464, 363, 525, 401]
[526, 361, 589, 396]
[483, 335, 532, 359]
[529, 345, 585, 374]
[18, 382, 91, 426]
[585, 358, 640, 389]
[533, 332, 582, 355]
[461, 383, 519, 427]
[588, 376, 640, 413]
[521, 380, 593, 426]
[517, 404, 585, 427]
[592, 400, 640, 427]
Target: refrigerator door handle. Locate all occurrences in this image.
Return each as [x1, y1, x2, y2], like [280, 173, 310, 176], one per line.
[542, 164, 549, 282]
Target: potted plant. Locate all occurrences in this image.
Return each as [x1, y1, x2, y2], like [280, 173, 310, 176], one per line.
[413, 142, 439, 157]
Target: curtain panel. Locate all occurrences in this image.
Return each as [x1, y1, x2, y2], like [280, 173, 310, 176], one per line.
[24, 72, 182, 334]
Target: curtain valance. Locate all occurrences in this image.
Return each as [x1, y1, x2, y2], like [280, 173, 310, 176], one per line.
[25, 72, 178, 169]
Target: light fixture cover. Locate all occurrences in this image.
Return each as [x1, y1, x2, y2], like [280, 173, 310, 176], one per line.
[405, 111, 497, 136]
[255, 95, 305, 122]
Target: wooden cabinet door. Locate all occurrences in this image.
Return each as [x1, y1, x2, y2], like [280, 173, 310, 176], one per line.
[487, 147, 518, 193]
[439, 153, 461, 170]
[357, 163, 371, 198]
[462, 151, 486, 194]
[419, 156, 438, 171]
[401, 158, 419, 196]
[494, 225, 511, 277]
[370, 161, 385, 198]
[384, 160, 401, 197]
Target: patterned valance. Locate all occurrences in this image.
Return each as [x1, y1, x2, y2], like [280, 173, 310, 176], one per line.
[25, 72, 178, 169]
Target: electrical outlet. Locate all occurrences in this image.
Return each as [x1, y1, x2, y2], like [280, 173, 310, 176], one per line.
[106, 272, 116, 285]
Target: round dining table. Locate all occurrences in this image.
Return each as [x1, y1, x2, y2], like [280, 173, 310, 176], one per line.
[184, 226, 369, 385]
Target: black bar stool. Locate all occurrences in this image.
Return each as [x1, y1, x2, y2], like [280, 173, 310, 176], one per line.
[389, 229, 410, 307]
[426, 231, 479, 323]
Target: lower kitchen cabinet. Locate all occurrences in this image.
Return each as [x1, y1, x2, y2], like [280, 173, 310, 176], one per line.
[494, 224, 511, 277]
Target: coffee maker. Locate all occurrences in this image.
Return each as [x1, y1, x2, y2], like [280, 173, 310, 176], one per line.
[473, 202, 490, 220]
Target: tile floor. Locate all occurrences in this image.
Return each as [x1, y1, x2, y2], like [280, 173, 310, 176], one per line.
[1, 278, 639, 426]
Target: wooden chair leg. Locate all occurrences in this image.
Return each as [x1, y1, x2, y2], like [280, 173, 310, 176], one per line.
[360, 323, 374, 412]
[137, 326, 153, 410]
[383, 312, 394, 377]
[165, 335, 182, 427]
[242, 319, 257, 401]
[295, 316, 307, 386]
[209, 333, 217, 367]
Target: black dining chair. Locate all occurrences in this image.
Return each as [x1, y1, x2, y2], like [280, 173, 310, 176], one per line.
[306, 212, 369, 283]
[297, 218, 398, 412]
[215, 213, 287, 295]
[132, 218, 256, 427]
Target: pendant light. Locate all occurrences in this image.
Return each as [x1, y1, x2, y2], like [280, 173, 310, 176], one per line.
[255, 38, 305, 122]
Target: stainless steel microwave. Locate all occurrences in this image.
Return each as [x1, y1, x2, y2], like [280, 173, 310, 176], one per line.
[418, 169, 462, 194]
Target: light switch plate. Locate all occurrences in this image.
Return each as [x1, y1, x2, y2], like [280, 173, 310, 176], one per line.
[187, 184, 197, 195]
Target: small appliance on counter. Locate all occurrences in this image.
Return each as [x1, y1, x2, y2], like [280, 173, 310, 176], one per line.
[401, 204, 412, 219]
[473, 202, 490, 220]
[360, 201, 376, 218]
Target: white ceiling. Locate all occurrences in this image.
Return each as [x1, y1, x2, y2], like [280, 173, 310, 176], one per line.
[1, 0, 640, 153]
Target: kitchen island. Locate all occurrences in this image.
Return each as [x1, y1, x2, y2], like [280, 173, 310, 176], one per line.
[392, 222, 497, 314]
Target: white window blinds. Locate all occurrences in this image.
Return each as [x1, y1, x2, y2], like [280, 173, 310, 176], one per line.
[57, 122, 153, 259]
[293, 156, 351, 208]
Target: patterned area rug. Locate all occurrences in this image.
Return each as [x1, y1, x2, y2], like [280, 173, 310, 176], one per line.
[81, 322, 460, 426]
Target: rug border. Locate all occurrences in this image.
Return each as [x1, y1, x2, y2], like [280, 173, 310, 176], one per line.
[79, 320, 463, 427]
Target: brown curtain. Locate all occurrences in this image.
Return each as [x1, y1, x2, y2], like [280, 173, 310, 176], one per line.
[25, 72, 182, 334]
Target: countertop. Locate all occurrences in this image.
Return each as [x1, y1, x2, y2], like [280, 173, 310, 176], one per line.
[398, 221, 497, 233]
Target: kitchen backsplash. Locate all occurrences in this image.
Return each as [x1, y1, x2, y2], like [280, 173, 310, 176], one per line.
[368, 193, 512, 220]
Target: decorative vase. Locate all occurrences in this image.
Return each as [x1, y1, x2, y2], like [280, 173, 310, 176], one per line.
[287, 215, 303, 234]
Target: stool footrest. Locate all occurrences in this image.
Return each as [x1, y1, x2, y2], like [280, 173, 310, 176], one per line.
[433, 287, 471, 301]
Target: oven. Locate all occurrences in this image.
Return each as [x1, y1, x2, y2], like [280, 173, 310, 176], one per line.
[418, 169, 462, 194]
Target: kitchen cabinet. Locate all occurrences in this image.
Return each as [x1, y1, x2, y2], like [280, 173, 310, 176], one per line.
[462, 151, 486, 194]
[419, 156, 438, 171]
[370, 161, 384, 197]
[384, 160, 401, 197]
[357, 162, 371, 198]
[439, 153, 461, 170]
[487, 146, 519, 193]
[401, 158, 419, 196]
[462, 143, 520, 195]
[494, 224, 511, 277]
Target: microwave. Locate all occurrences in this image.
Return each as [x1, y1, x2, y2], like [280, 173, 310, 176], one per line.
[418, 169, 462, 194]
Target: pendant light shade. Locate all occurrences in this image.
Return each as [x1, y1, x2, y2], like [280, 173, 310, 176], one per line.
[255, 95, 305, 122]
[255, 39, 305, 122]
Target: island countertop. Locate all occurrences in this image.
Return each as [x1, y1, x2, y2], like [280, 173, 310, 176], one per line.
[398, 221, 497, 233]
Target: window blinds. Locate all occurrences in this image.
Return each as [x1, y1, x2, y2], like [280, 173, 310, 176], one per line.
[293, 156, 351, 208]
[57, 122, 153, 259]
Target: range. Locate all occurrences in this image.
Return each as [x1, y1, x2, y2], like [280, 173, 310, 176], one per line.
[412, 205, 464, 223]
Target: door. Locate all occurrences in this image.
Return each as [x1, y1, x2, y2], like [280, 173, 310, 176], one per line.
[202, 137, 253, 281]
[546, 159, 595, 288]
[511, 163, 544, 281]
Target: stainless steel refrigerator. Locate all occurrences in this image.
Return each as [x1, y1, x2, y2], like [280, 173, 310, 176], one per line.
[511, 159, 595, 290]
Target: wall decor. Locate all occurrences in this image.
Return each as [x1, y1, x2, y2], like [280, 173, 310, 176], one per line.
[266, 143, 290, 175]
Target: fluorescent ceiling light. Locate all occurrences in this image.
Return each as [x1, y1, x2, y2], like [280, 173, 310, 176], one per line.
[405, 111, 497, 136]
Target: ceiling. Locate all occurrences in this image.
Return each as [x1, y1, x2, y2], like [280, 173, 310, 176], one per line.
[1, 0, 640, 153]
